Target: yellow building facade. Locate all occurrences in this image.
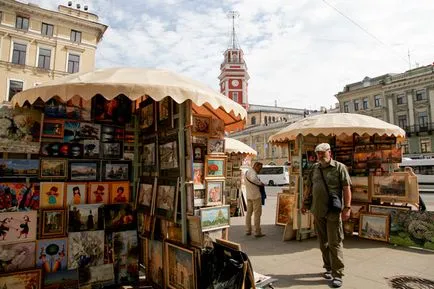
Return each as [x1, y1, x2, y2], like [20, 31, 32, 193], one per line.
[0, 0, 107, 102]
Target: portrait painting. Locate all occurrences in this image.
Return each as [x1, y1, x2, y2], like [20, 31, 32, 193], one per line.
[78, 263, 114, 286]
[351, 177, 371, 202]
[192, 115, 211, 135]
[155, 181, 178, 220]
[105, 204, 136, 232]
[159, 140, 178, 170]
[83, 140, 100, 158]
[112, 230, 139, 284]
[102, 161, 131, 181]
[0, 269, 41, 289]
[205, 156, 226, 178]
[40, 159, 67, 179]
[207, 138, 225, 154]
[88, 183, 110, 204]
[192, 144, 206, 162]
[145, 238, 164, 287]
[0, 159, 39, 177]
[200, 205, 230, 232]
[40, 209, 67, 238]
[101, 125, 125, 142]
[359, 213, 389, 242]
[68, 230, 105, 269]
[42, 119, 64, 139]
[193, 162, 204, 187]
[275, 193, 296, 226]
[136, 179, 155, 212]
[0, 242, 35, 272]
[139, 100, 155, 131]
[110, 182, 130, 204]
[0, 183, 39, 211]
[209, 118, 225, 138]
[91, 94, 132, 125]
[36, 238, 67, 273]
[44, 269, 79, 289]
[68, 204, 104, 232]
[165, 242, 195, 289]
[66, 183, 87, 205]
[0, 107, 42, 153]
[69, 161, 99, 181]
[40, 182, 65, 208]
[0, 210, 37, 245]
[101, 142, 123, 159]
[205, 180, 224, 206]
[372, 173, 408, 200]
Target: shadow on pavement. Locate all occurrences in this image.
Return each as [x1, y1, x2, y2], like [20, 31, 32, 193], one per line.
[260, 273, 334, 288]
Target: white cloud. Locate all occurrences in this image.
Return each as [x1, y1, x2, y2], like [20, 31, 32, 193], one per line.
[29, 0, 434, 109]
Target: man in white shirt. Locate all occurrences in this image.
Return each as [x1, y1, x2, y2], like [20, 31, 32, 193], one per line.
[244, 162, 266, 237]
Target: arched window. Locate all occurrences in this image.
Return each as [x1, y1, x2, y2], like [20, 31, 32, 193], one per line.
[272, 116, 276, 122]
[251, 116, 256, 125]
[264, 116, 267, 124]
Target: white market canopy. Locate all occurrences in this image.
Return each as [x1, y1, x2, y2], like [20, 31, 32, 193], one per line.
[269, 113, 406, 144]
[225, 137, 257, 156]
[11, 67, 247, 131]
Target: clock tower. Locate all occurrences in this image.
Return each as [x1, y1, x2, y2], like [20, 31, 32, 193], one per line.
[218, 11, 250, 109]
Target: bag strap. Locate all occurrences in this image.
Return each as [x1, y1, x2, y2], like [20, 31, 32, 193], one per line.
[318, 167, 330, 195]
[245, 171, 261, 187]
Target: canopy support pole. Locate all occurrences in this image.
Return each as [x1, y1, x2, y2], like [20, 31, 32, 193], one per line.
[296, 135, 303, 241]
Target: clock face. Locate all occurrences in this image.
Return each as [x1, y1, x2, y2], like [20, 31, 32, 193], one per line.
[231, 79, 239, 87]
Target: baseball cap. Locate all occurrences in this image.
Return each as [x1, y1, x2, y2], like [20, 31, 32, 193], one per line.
[315, 143, 331, 152]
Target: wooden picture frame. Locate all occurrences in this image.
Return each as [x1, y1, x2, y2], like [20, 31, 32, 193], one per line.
[40, 209, 67, 238]
[87, 182, 110, 204]
[358, 213, 390, 242]
[369, 204, 411, 231]
[104, 203, 135, 232]
[139, 98, 156, 133]
[192, 114, 211, 136]
[0, 268, 42, 289]
[205, 179, 224, 206]
[36, 238, 68, 273]
[204, 156, 226, 178]
[40, 182, 65, 209]
[142, 140, 157, 174]
[159, 136, 179, 176]
[187, 216, 203, 248]
[110, 182, 130, 204]
[0, 210, 37, 245]
[102, 160, 131, 181]
[68, 160, 100, 182]
[371, 172, 409, 201]
[351, 176, 371, 203]
[157, 97, 173, 129]
[165, 242, 196, 289]
[155, 178, 179, 221]
[40, 158, 67, 179]
[207, 138, 225, 154]
[65, 182, 87, 205]
[42, 119, 64, 139]
[145, 237, 164, 288]
[275, 192, 296, 226]
[200, 205, 230, 232]
[136, 177, 157, 214]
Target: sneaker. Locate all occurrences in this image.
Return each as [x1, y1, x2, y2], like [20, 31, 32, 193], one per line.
[254, 233, 266, 238]
[331, 277, 342, 288]
[323, 271, 332, 280]
[245, 232, 252, 236]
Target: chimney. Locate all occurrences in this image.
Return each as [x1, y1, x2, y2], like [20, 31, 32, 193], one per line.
[84, 5, 88, 11]
[76, 3, 81, 9]
[67, 1, 72, 7]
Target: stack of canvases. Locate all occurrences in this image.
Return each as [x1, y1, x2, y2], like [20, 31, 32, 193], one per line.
[0, 95, 139, 289]
[136, 98, 230, 289]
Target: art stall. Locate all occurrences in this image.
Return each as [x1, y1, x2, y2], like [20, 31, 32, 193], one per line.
[0, 67, 261, 289]
[269, 113, 434, 251]
[223, 137, 257, 217]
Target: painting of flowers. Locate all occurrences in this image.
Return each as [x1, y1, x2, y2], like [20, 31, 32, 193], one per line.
[204, 156, 226, 178]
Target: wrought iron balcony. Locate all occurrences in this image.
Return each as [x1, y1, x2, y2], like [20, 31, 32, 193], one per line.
[403, 122, 434, 135]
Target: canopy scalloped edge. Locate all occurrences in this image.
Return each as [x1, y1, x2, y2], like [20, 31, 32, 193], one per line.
[224, 137, 257, 156]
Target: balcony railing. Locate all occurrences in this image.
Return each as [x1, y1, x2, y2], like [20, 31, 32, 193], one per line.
[404, 123, 434, 135]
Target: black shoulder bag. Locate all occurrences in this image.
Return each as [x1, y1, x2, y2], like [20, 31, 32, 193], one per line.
[318, 167, 342, 213]
[245, 172, 267, 205]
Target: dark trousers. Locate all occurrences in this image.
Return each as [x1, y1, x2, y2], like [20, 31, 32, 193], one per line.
[314, 212, 344, 278]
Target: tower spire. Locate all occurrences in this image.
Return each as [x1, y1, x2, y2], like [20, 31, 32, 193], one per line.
[227, 11, 240, 49]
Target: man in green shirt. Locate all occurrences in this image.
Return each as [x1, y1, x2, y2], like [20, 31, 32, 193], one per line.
[302, 143, 352, 288]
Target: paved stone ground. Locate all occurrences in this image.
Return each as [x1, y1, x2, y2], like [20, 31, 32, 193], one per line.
[229, 187, 434, 289]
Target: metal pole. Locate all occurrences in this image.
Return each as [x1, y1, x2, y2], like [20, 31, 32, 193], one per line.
[178, 101, 187, 244]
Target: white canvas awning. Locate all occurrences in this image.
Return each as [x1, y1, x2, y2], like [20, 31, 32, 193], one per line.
[269, 113, 406, 144]
[225, 137, 257, 156]
[11, 67, 247, 131]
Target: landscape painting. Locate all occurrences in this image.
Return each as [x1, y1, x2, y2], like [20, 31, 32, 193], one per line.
[369, 205, 411, 232]
[165, 242, 195, 289]
[69, 161, 99, 181]
[351, 177, 371, 202]
[159, 141, 178, 170]
[44, 269, 79, 289]
[0, 269, 41, 289]
[68, 231, 105, 269]
[359, 213, 389, 242]
[372, 173, 408, 200]
[0, 242, 35, 272]
[200, 205, 230, 232]
[68, 204, 104, 232]
[0, 159, 39, 177]
[78, 263, 114, 286]
[0, 210, 37, 245]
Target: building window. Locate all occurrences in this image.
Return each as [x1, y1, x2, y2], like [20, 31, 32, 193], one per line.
[41, 23, 54, 37]
[12, 43, 27, 65]
[272, 116, 275, 122]
[374, 95, 382, 107]
[67, 53, 80, 73]
[362, 98, 369, 110]
[416, 90, 426, 101]
[251, 116, 256, 125]
[8, 80, 23, 101]
[70, 30, 82, 43]
[401, 142, 409, 154]
[418, 111, 428, 128]
[343, 101, 349, 113]
[232, 92, 238, 102]
[397, 94, 407, 105]
[15, 16, 29, 30]
[38, 48, 51, 69]
[420, 137, 432, 153]
[353, 100, 359, 111]
[264, 116, 267, 124]
[397, 115, 408, 129]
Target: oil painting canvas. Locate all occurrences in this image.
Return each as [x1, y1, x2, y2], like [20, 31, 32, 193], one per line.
[136, 179, 155, 212]
[155, 182, 177, 220]
[275, 193, 296, 226]
[68, 204, 104, 232]
[40, 182, 65, 209]
[88, 183, 110, 204]
[359, 213, 389, 242]
[44, 269, 79, 289]
[112, 230, 139, 284]
[146, 238, 164, 287]
[372, 173, 408, 200]
[165, 242, 195, 289]
[104, 204, 135, 232]
[110, 182, 130, 204]
[78, 263, 114, 286]
[351, 177, 371, 202]
[159, 141, 178, 170]
[0, 210, 37, 245]
[68, 231, 105, 269]
[36, 238, 67, 273]
[0, 159, 39, 177]
[40, 209, 67, 238]
[0, 183, 39, 211]
[0, 269, 41, 289]
[0, 242, 35, 272]
[66, 183, 87, 205]
[200, 205, 230, 232]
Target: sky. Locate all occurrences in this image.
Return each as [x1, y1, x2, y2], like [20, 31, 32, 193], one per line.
[28, 0, 434, 110]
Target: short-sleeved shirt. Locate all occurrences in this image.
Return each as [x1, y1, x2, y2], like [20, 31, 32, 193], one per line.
[306, 159, 351, 218]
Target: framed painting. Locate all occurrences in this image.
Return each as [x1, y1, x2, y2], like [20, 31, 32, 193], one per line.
[336, 134, 353, 147]
[44, 269, 79, 289]
[66, 95, 91, 121]
[0, 159, 39, 177]
[101, 142, 123, 159]
[91, 94, 132, 125]
[165, 242, 196, 289]
[142, 141, 157, 174]
[110, 182, 130, 204]
[68, 230, 105, 269]
[0, 268, 41, 289]
[40, 158, 67, 179]
[64, 122, 101, 143]
[83, 140, 100, 158]
[359, 213, 390, 242]
[209, 118, 225, 138]
[205, 179, 224, 206]
[369, 204, 411, 232]
[68, 143, 83, 158]
[136, 178, 156, 213]
[68, 160, 100, 182]
[102, 161, 131, 181]
[204, 156, 226, 178]
[0, 183, 39, 211]
[40, 182, 65, 209]
[145, 238, 164, 288]
[42, 119, 64, 139]
[354, 134, 371, 145]
[155, 178, 178, 220]
[112, 230, 139, 284]
[275, 192, 296, 226]
[137, 212, 154, 238]
[192, 115, 211, 136]
[104, 204, 135, 232]
[101, 125, 125, 142]
[351, 176, 371, 202]
[193, 189, 205, 207]
[192, 144, 206, 162]
[68, 204, 104, 232]
[88, 182, 110, 204]
[193, 162, 204, 187]
[200, 205, 230, 232]
[371, 172, 408, 201]
[65, 183, 87, 205]
[187, 216, 203, 248]
[159, 139, 179, 171]
[0, 210, 37, 245]
[139, 98, 156, 133]
[157, 97, 173, 129]
[78, 263, 114, 287]
[40, 209, 67, 238]
[207, 138, 225, 154]
[36, 238, 68, 273]
[0, 242, 36, 272]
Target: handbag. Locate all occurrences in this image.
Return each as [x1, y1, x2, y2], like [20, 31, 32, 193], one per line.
[318, 167, 342, 213]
